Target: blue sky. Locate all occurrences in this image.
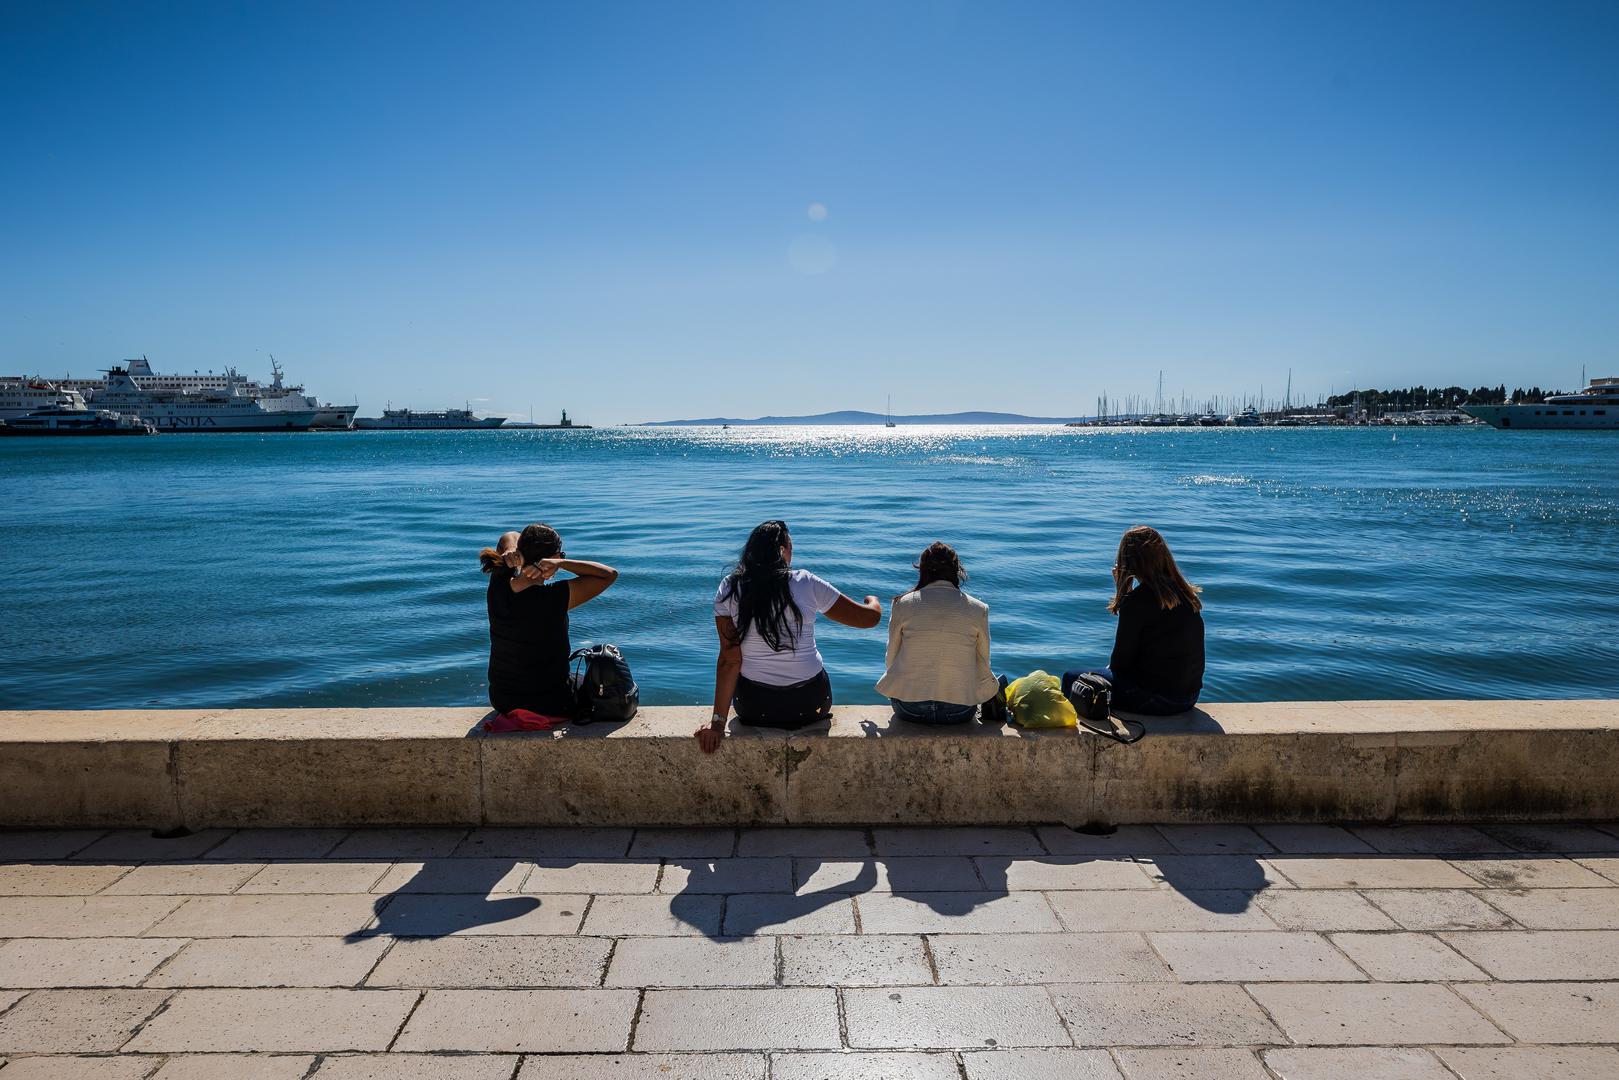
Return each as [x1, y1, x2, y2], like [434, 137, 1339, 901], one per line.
[3, 1, 1616, 421]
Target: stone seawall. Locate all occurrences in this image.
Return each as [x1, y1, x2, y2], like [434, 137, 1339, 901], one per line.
[2, 701, 1616, 828]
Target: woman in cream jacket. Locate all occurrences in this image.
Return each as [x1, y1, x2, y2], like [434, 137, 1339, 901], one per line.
[876, 542, 1000, 724]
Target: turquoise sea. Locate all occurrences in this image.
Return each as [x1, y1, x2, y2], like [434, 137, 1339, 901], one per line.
[1, 426, 1615, 709]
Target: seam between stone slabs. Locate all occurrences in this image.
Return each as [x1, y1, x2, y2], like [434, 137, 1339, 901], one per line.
[773, 934, 784, 987]
[1464, 888, 1529, 929]
[475, 735, 490, 826]
[1040, 889, 1075, 932]
[598, 937, 618, 988]
[834, 985, 850, 1049]
[1318, 931, 1379, 982]
[1037, 981, 1080, 1048]
[358, 934, 402, 988]
[1233, 980, 1292, 1047]
[1434, 980, 1516, 1044]
[383, 988, 428, 1051]
[625, 987, 648, 1051]
[162, 737, 185, 832]
[137, 939, 200, 987]
[920, 934, 942, 985]
[113, 987, 180, 1053]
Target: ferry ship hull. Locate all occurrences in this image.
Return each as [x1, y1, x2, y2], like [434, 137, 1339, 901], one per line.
[1465, 404, 1619, 430]
[354, 416, 506, 430]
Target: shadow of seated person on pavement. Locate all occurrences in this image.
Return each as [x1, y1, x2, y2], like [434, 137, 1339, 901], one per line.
[348, 857, 549, 942]
[669, 857, 877, 941]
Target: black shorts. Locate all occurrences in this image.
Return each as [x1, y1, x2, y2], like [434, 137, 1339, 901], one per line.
[733, 669, 833, 729]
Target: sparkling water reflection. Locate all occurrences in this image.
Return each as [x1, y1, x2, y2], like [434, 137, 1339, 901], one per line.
[1, 425, 1615, 708]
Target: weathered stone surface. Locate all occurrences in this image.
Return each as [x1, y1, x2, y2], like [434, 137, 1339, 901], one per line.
[0, 711, 209, 829]
[771, 1052, 959, 1080]
[519, 1054, 765, 1079]
[778, 935, 932, 986]
[788, 719, 1091, 824]
[126, 988, 420, 1052]
[1093, 719, 1396, 825]
[145, 937, 390, 987]
[844, 985, 1070, 1048]
[6, 703, 1619, 828]
[149, 1055, 315, 1079]
[1396, 727, 1619, 820]
[0, 939, 184, 988]
[367, 936, 610, 988]
[0, 989, 169, 1053]
[177, 710, 483, 827]
[960, 1049, 1124, 1080]
[635, 989, 840, 1050]
[482, 710, 787, 826]
[1249, 983, 1508, 1044]
[394, 988, 638, 1052]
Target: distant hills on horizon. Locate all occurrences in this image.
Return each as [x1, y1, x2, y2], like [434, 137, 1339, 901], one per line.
[639, 409, 1090, 426]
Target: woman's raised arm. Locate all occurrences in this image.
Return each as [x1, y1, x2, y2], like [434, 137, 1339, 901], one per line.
[826, 593, 883, 629]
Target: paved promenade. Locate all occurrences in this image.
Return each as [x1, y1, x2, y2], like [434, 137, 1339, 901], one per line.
[1, 824, 1618, 1078]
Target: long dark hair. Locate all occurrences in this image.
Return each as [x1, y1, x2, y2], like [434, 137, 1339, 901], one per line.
[720, 519, 800, 651]
[1108, 525, 1202, 614]
[898, 541, 965, 600]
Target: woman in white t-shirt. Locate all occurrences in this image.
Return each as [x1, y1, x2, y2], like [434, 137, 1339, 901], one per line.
[696, 519, 882, 752]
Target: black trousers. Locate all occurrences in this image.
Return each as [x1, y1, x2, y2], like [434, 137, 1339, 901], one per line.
[734, 669, 833, 729]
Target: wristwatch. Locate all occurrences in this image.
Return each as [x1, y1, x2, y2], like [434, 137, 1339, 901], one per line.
[710, 713, 727, 729]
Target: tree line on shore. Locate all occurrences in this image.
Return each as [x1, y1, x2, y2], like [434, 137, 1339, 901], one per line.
[1324, 385, 1559, 411]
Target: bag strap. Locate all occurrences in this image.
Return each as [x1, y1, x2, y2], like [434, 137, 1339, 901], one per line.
[1080, 713, 1146, 745]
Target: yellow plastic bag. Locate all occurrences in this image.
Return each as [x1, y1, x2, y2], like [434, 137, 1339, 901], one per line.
[1004, 670, 1078, 729]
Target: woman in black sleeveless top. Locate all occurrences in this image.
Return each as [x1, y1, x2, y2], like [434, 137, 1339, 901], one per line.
[479, 523, 618, 717]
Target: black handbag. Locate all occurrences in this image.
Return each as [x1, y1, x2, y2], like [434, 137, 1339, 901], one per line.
[569, 644, 639, 724]
[1065, 672, 1146, 744]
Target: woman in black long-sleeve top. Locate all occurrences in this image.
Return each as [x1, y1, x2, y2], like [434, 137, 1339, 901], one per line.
[1066, 526, 1203, 715]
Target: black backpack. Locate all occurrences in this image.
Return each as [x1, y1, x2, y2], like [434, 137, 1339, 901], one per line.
[570, 644, 639, 724]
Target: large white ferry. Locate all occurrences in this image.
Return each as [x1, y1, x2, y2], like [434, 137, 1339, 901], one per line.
[0, 380, 88, 421]
[354, 407, 505, 430]
[58, 357, 356, 430]
[89, 367, 318, 432]
[1464, 378, 1619, 430]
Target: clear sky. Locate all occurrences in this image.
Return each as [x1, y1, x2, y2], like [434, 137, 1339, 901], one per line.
[3, 1, 1617, 422]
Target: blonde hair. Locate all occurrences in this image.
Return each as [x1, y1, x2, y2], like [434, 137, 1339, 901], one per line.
[1108, 525, 1202, 614]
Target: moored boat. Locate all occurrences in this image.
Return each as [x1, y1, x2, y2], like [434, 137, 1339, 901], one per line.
[88, 367, 317, 431]
[1464, 378, 1619, 430]
[0, 403, 156, 436]
[354, 407, 506, 430]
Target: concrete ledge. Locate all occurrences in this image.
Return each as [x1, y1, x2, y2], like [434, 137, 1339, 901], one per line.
[2, 701, 1617, 827]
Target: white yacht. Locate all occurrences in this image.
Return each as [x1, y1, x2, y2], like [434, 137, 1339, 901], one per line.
[89, 367, 318, 431]
[1, 402, 156, 436]
[0, 380, 88, 421]
[1464, 378, 1619, 430]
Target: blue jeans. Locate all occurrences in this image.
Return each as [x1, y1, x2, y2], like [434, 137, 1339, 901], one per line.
[890, 699, 978, 725]
[1062, 667, 1196, 717]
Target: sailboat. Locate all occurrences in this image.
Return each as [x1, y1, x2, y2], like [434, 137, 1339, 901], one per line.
[885, 396, 896, 428]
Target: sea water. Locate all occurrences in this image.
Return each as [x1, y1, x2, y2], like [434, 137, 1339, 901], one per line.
[1, 425, 1615, 709]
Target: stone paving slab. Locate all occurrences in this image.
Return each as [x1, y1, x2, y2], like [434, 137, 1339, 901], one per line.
[845, 985, 1070, 1048]
[0, 939, 184, 988]
[0, 989, 169, 1053]
[126, 988, 419, 1052]
[959, 1048, 1124, 1079]
[1, 823, 1617, 1071]
[394, 988, 638, 1052]
[153, 1055, 315, 1079]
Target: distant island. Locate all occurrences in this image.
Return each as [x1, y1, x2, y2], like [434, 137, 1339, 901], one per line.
[640, 410, 1089, 426]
